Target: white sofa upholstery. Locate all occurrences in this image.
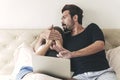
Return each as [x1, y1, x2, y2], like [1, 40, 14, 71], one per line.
[0, 29, 43, 80]
[0, 29, 120, 80]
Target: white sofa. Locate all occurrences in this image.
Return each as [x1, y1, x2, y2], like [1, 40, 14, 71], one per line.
[0, 29, 120, 80]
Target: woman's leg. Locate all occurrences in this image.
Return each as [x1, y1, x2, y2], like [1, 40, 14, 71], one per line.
[15, 43, 62, 80]
[22, 72, 62, 80]
[13, 43, 33, 79]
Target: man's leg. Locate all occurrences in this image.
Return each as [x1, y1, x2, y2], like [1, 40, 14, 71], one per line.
[73, 73, 87, 80]
[96, 71, 117, 80]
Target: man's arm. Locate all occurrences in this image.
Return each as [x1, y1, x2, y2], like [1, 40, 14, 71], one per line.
[71, 40, 105, 58]
[54, 40, 105, 59]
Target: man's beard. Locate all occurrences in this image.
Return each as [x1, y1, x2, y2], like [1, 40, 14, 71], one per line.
[63, 27, 71, 34]
[62, 23, 71, 34]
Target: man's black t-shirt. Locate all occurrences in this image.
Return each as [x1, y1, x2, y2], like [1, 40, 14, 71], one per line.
[63, 23, 109, 76]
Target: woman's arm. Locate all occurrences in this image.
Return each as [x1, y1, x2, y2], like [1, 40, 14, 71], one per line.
[35, 39, 52, 55]
[33, 30, 52, 55]
[33, 29, 52, 51]
[33, 35, 44, 52]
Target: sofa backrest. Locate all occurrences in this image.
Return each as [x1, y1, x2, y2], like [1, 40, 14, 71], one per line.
[102, 29, 120, 50]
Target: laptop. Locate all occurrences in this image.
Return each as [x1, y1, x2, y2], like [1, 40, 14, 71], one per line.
[32, 54, 71, 79]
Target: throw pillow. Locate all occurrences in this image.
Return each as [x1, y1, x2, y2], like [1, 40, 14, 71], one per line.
[106, 46, 120, 80]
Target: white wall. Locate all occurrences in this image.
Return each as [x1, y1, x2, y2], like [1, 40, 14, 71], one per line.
[0, 0, 120, 29]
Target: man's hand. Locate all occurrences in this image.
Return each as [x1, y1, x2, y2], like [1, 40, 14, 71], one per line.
[57, 49, 72, 59]
[52, 45, 72, 59]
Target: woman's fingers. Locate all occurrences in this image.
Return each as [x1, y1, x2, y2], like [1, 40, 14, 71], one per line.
[40, 30, 51, 39]
[40, 28, 62, 41]
[52, 45, 61, 52]
[49, 30, 62, 40]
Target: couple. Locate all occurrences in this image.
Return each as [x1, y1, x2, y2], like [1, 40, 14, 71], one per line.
[16, 4, 117, 80]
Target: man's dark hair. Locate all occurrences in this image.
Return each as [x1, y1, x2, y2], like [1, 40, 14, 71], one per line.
[62, 4, 83, 25]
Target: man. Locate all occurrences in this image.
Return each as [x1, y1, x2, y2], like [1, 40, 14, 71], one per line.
[15, 4, 117, 80]
[53, 4, 117, 80]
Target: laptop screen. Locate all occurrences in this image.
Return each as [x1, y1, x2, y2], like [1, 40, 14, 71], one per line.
[32, 54, 71, 78]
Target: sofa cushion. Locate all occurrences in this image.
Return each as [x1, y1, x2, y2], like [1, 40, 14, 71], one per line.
[106, 46, 120, 80]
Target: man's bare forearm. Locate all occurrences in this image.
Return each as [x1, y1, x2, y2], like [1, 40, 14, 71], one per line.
[71, 40, 105, 58]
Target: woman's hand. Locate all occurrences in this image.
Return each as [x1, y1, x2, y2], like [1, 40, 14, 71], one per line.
[40, 30, 52, 40]
[49, 29, 63, 40]
[45, 39, 53, 46]
[55, 40, 63, 47]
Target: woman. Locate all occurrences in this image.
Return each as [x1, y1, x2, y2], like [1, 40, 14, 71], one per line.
[16, 26, 64, 80]
[34, 27, 64, 57]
